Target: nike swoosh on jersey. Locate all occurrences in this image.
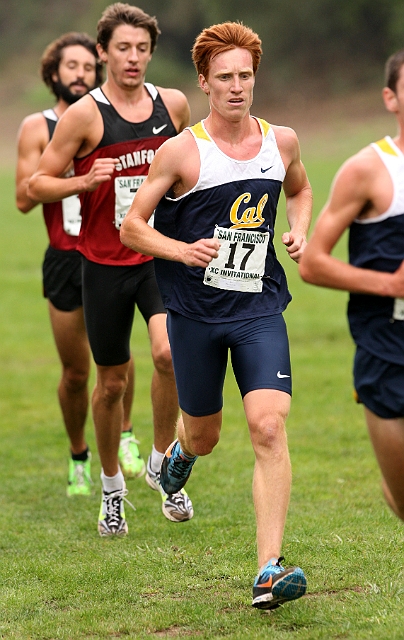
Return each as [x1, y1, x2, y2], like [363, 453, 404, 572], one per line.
[277, 371, 290, 378]
[261, 165, 273, 173]
[152, 124, 168, 134]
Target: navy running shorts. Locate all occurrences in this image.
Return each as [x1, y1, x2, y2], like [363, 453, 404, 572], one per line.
[42, 245, 82, 311]
[354, 346, 404, 419]
[82, 257, 166, 366]
[166, 310, 291, 417]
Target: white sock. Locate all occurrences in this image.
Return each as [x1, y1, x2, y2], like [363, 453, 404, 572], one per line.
[150, 444, 164, 473]
[101, 468, 125, 493]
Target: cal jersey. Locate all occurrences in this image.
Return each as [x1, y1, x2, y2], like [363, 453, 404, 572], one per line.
[348, 136, 404, 365]
[42, 109, 82, 250]
[74, 84, 177, 265]
[154, 118, 292, 322]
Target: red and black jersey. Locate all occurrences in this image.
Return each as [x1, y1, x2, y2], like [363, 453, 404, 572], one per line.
[42, 109, 80, 251]
[74, 84, 177, 265]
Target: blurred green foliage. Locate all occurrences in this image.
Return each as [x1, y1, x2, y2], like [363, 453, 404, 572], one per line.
[2, 0, 404, 105]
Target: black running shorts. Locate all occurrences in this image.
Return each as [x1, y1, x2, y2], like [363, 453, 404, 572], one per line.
[167, 310, 292, 417]
[42, 245, 83, 311]
[82, 257, 166, 366]
[354, 346, 404, 419]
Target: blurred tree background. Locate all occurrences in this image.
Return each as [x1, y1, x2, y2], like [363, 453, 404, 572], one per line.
[1, 0, 404, 164]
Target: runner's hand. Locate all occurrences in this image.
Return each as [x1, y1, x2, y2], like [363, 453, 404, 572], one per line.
[84, 158, 119, 192]
[282, 231, 307, 263]
[389, 260, 404, 298]
[182, 238, 220, 267]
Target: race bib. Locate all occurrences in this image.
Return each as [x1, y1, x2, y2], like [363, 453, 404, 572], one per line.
[62, 194, 81, 236]
[114, 176, 146, 230]
[203, 226, 269, 293]
[393, 297, 404, 321]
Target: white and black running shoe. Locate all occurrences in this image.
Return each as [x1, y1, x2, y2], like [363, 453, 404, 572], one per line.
[146, 456, 194, 523]
[98, 486, 135, 537]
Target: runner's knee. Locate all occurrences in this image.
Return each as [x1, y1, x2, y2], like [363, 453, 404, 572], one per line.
[152, 342, 173, 375]
[249, 412, 287, 450]
[62, 366, 89, 394]
[97, 374, 128, 404]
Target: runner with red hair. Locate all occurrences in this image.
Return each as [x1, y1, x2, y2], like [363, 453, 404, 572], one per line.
[121, 21, 311, 609]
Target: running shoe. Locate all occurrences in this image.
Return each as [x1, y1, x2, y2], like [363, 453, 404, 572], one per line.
[252, 556, 307, 609]
[66, 453, 93, 497]
[159, 439, 197, 495]
[97, 486, 135, 537]
[118, 431, 146, 479]
[145, 456, 194, 522]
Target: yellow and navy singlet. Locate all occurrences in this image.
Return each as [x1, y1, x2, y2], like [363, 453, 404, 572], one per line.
[154, 118, 292, 322]
[348, 136, 404, 365]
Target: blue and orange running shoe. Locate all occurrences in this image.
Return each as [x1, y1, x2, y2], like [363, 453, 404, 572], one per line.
[159, 439, 197, 495]
[252, 556, 307, 610]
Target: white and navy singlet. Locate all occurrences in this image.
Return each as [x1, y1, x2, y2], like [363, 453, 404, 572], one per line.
[348, 136, 404, 365]
[154, 118, 292, 322]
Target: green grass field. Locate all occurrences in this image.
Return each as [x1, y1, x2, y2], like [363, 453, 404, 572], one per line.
[1, 116, 404, 639]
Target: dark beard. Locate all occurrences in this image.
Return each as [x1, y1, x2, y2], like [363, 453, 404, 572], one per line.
[54, 79, 93, 105]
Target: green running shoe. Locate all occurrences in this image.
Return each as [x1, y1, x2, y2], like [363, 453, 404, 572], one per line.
[118, 431, 146, 479]
[66, 453, 93, 497]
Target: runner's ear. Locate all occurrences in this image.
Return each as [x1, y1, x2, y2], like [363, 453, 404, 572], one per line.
[199, 74, 209, 95]
[382, 86, 399, 113]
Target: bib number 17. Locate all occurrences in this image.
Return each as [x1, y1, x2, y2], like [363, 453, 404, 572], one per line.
[203, 226, 269, 293]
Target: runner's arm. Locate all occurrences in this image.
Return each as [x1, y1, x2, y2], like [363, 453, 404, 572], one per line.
[28, 97, 118, 203]
[299, 154, 404, 297]
[120, 137, 219, 267]
[16, 114, 48, 212]
[279, 128, 312, 262]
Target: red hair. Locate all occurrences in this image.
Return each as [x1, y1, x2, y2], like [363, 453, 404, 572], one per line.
[192, 22, 262, 79]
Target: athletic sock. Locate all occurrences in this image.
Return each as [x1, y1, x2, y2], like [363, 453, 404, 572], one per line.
[150, 444, 164, 473]
[101, 469, 125, 493]
[178, 444, 197, 461]
[71, 446, 89, 462]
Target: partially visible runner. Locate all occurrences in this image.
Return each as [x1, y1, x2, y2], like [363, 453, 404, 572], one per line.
[28, 3, 193, 535]
[121, 22, 312, 609]
[300, 49, 404, 522]
[15, 33, 109, 497]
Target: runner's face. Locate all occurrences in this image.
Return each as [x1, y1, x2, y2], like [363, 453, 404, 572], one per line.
[54, 45, 97, 104]
[199, 48, 255, 122]
[99, 25, 152, 90]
